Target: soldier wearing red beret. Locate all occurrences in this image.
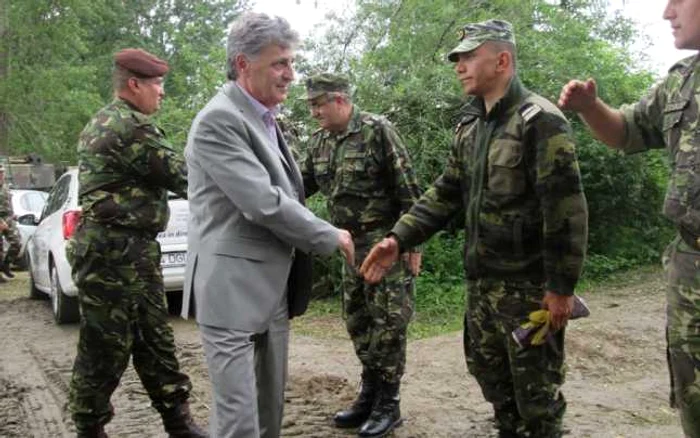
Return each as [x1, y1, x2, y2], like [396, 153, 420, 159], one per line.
[67, 48, 207, 438]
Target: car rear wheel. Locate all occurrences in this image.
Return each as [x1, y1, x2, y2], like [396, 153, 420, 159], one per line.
[27, 253, 45, 300]
[50, 264, 79, 324]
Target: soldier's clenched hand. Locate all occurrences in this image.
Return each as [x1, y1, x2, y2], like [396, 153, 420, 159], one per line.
[360, 236, 400, 284]
[542, 291, 574, 331]
[558, 79, 598, 113]
[402, 251, 422, 276]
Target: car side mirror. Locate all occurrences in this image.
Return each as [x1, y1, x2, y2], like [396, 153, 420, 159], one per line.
[17, 213, 38, 226]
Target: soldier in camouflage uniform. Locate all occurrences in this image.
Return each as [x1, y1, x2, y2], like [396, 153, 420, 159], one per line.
[559, 1, 700, 435]
[0, 166, 20, 280]
[361, 20, 588, 438]
[300, 73, 422, 437]
[67, 48, 207, 438]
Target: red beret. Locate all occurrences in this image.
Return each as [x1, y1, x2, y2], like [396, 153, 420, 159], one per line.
[114, 48, 169, 78]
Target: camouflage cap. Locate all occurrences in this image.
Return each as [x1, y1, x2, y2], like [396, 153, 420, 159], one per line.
[301, 73, 350, 100]
[447, 19, 515, 62]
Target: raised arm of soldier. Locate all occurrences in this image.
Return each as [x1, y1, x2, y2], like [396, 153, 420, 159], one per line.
[360, 126, 467, 284]
[558, 78, 627, 148]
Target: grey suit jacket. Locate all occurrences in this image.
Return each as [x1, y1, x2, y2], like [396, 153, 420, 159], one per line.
[181, 82, 339, 332]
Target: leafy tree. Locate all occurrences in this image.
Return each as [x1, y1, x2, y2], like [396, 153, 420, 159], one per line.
[0, 0, 248, 163]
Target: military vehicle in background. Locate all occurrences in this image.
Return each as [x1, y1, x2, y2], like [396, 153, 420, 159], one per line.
[1, 154, 65, 190]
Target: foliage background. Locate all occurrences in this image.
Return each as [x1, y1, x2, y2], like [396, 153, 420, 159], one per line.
[0, 0, 675, 304]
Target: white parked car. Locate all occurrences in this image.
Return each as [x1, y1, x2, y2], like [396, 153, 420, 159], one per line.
[26, 169, 189, 324]
[12, 189, 49, 267]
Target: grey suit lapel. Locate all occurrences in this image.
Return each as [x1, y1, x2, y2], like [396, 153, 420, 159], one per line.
[223, 82, 292, 173]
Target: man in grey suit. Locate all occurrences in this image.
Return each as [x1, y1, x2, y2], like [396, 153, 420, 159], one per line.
[181, 12, 355, 438]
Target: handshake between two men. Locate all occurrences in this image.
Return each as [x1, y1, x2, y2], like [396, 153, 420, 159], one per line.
[335, 231, 423, 280]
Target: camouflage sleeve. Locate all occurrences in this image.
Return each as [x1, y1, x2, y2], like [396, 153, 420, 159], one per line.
[300, 135, 319, 197]
[529, 113, 588, 296]
[620, 77, 668, 154]
[379, 122, 422, 215]
[128, 122, 188, 199]
[391, 131, 466, 249]
[0, 187, 12, 217]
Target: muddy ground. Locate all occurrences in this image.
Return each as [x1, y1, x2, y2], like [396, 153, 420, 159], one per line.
[0, 268, 684, 437]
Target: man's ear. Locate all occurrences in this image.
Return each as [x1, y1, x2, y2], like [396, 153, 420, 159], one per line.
[496, 51, 511, 72]
[234, 54, 249, 76]
[127, 77, 140, 93]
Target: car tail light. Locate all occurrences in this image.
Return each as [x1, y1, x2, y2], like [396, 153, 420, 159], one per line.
[62, 210, 82, 239]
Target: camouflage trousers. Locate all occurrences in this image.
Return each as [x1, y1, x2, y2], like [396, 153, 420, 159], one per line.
[464, 278, 566, 438]
[66, 222, 192, 433]
[663, 235, 700, 438]
[1, 218, 21, 264]
[342, 240, 414, 384]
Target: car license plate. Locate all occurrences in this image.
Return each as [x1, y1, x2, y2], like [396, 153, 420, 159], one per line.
[161, 251, 187, 268]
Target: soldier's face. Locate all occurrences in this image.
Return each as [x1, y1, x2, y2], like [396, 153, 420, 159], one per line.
[237, 44, 295, 108]
[309, 94, 345, 132]
[453, 45, 501, 97]
[664, 0, 700, 50]
[131, 77, 165, 115]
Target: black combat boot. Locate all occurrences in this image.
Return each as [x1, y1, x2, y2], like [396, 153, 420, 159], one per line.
[357, 381, 402, 438]
[76, 424, 108, 438]
[334, 369, 378, 428]
[160, 402, 208, 438]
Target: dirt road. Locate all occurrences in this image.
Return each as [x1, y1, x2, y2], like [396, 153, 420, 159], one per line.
[0, 268, 683, 437]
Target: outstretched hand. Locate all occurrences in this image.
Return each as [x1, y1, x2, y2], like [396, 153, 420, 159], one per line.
[359, 236, 400, 284]
[558, 78, 598, 113]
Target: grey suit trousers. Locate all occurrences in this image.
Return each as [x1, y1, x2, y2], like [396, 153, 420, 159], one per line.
[199, 298, 289, 438]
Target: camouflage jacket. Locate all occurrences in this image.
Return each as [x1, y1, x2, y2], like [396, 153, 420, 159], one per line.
[621, 54, 700, 236]
[77, 98, 187, 234]
[392, 78, 588, 295]
[301, 106, 421, 244]
[0, 183, 12, 218]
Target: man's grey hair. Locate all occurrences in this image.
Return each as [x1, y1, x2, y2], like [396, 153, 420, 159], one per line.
[226, 12, 299, 80]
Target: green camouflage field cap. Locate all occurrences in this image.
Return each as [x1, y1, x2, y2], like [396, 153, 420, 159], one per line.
[447, 19, 515, 62]
[301, 73, 350, 100]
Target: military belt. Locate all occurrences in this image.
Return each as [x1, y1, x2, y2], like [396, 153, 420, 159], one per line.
[679, 227, 700, 252]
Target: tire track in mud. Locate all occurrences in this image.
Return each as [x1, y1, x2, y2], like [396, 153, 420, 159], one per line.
[0, 346, 71, 437]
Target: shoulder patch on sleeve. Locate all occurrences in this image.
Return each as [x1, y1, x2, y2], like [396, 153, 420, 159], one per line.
[519, 103, 542, 123]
